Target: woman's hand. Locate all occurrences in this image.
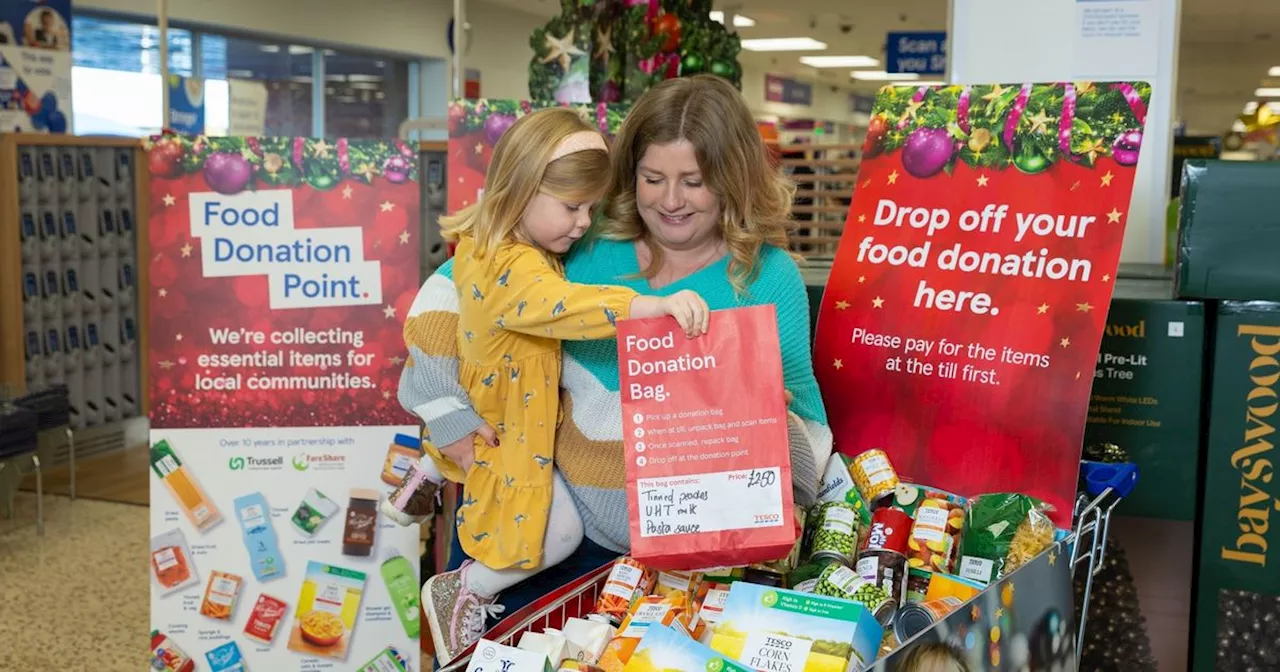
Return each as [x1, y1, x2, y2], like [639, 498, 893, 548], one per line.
[438, 424, 499, 471]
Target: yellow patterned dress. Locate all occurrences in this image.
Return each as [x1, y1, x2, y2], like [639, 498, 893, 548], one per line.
[426, 236, 638, 570]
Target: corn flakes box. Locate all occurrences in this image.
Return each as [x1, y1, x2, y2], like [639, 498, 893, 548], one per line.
[709, 582, 884, 672]
[623, 624, 752, 672]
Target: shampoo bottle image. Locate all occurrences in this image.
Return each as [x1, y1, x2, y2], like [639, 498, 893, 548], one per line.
[234, 491, 285, 582]
[380, 548, 421, 638]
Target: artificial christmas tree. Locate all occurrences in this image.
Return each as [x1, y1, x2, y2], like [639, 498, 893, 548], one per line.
[529, 0, 741, 104]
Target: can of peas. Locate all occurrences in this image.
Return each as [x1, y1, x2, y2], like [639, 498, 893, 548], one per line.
[814, 563, 896, 626]
[808, 501, 860, 566]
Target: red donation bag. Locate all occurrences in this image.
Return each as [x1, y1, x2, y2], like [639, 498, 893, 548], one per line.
[617, 305, 797, 570]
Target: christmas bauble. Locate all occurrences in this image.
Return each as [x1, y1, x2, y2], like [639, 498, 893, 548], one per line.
[902, 127, 954, 178]
[652, 13, 681, 52]
[484, 113, 517, 146]
[307, 172, 339, 191]
[864, 115, 889, 158]
[709, 58, 734, 79]
[1112, 129, 1142, 166]
[148, 141, 184, 178]
[681, 53, 706, 75]
[384, 155, 412, 184]
[968, 128, 993, 153]
[204, 152, 254, 194]
[448, 104, 466, 134]
[1013, 146, 1051, 175]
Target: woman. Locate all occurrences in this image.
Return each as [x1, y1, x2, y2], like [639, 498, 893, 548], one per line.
[399, 74, 833, 663]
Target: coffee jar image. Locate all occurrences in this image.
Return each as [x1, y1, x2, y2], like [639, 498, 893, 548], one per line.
[343, 488, 381, 556]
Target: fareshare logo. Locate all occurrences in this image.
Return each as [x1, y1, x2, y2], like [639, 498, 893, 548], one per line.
[188, 190, 382, 310]
[293, 451, 347, 472]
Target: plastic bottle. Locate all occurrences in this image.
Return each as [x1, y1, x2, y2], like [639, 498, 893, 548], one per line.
[379, 548, 421, 638]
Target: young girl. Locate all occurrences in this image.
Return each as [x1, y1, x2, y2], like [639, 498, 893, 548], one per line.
[385, 107, 709, 664]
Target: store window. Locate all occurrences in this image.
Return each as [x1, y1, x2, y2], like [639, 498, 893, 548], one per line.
[201, 35, 314, 137]
[325, 52, 409, 138]
[70, 15, 194, 136]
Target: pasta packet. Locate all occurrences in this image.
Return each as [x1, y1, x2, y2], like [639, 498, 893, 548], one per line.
[955, 493, 1055, 586]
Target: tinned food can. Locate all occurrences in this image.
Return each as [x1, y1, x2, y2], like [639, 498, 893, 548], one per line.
[849, 448, 900, 504]
[814, 563, 897, 626]
[861, 507, 913, 557]
[906, 497, 966, 574]
[894, 596, 964, 643]
[906, 568, 933, 605]
[855, 548, 909, 611]
[808, 501, 860, 565]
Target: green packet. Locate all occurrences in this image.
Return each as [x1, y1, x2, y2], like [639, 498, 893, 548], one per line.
[955, 493, 1055, 585]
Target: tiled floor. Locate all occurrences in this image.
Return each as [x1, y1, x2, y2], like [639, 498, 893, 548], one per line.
[0, 494, 148, 671]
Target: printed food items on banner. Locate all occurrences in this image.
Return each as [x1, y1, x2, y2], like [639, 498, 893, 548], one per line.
[447, 99, 630, 215]
[812, 82, 1154, 524]
[0, 0, 72, 133]
[617, 305, 796, 571]
[146, 135, 421, 671]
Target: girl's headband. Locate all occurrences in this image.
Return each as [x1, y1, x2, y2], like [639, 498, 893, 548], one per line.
[550, 130, 607, 162]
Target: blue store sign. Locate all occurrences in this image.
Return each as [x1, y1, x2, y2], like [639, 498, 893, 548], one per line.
[885, 31, 948, 77]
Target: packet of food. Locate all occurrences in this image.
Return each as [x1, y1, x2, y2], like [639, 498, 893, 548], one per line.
[597, 593, 702, 672]
[150, 528, 199, 595]
[956, 493, 1055, 586]
[559, 617, 616, 665]
[653, 570, 699, 598]
[150, 631, 195, 672]
[205, 641, 246, 672]
[199, 570, 243, 620]
[595, 557, 656, 625]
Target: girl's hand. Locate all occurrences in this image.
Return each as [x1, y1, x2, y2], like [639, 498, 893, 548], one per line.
[439, 424, 499, 471]
[661, 290, 710, 338]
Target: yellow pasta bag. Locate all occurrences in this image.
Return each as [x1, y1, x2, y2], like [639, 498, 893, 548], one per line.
[954, 494, 1055, 586]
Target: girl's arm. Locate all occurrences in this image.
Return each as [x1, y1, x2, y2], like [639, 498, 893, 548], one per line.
[760, 252, 833, 508]
[398, 261, 486, 447]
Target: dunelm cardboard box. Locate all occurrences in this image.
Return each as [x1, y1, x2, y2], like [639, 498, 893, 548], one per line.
[1084, 299, 1205, 520]
[1192, 302, 1280, 671]
[1175, 160, 1280, 301]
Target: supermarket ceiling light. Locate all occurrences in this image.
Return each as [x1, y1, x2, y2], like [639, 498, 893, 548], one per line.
[895, 80, 944, 87]
[709, 11, 756, 27]
[1270, 66, 1280, 77]
[852, 71, 919, 81]
[741, 38, 828, 52]
[1256, 87, 1280, 97]
[800, 55, 880, 68]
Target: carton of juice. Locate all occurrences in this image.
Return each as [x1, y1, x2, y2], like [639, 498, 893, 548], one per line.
[465, 639, 553, 672]
[150, 439, 221, 531]
[597, 593, 703, 672]
[623, 624, 752, 672]
[709, 581, 884, 672]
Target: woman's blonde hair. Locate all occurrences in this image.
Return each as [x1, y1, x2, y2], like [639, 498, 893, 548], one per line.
[895, 642, 970, 672]
[598, 74, 795, 293]
[440, 107, 611, 260]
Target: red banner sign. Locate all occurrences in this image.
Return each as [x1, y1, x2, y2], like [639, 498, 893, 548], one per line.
[813, 82, 1153, 523]
[619, 306, 796, 570]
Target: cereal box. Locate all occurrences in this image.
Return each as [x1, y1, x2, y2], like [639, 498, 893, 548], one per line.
[709, 581, 884, 672]
[623, 624, 752, 672]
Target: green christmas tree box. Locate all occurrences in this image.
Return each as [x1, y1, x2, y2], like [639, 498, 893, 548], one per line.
[1083, 298, 1206, 520]
[1191, 301, 1280, 671]
[1175, 160, 1280, 301]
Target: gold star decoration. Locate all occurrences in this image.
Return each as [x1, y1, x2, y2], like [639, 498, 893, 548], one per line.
[833, 359, 844, 370]
[872, 296, 885, 308]
[1048, 550, 1058, 566]
[971, 605, 981, 621]
[1102, 274, 1111, 282]
[163, 194, 176, 207]
[1026, 108, 1055, 134]
[399, 231, 411, 245]
[158, 360, 174, 370]
[1074, 81, 1096, 94]
[1070, 180, 1081, 191]
[858, 214, 867, 223]
[861, 179, 871, 189]
[1078, 139, 1108, 164]
[474, 142, 484, 155]
[382, 390, 392, 400]
[900, 99, 925, 125]
[388, 355, 405, 366]
[342, 185, 354, 200]
[180, 243, 193, 258]
[1111, 112, 1124, 123]
[1076, 372, 1082, 380]
[835, 300, 850, 310]
[594, 25, 614, 63]
[858, 275, 866, 283]
[158, 288, 168, 298]
[995, 607, 1005, 619]
[1101, 171, 1115, 187]
[982, 84, 1010, 101]
[1037, 303, 1049, 315]
[311, 139, 332, 159]
[357, 162, 378, 181]
[887, 170, 900, 185]
[176, 333, 184, 342]
[1107, 207, 1123, 223]
[976, 174, 990, 187]
[383, 305, 397, 319]
[1077, 302, 1094, 313]
[540, 28, 586, 72]
[1060, 337, 1071, 348]
[380, 201, 395, 213]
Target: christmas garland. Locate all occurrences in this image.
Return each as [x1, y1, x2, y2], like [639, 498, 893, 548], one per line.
[866, 82, 1154, 177]
[147, 134, 419, 194]
[448, 99, 631, 143]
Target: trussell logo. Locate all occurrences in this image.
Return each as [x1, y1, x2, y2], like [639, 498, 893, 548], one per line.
[228, 455, 286, 471]
[292, 452, 346, 472]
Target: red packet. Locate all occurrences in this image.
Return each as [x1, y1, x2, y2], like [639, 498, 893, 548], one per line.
[618, 305, 796, 570]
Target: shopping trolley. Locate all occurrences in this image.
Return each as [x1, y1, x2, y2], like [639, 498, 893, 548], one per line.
[440, 458, 1139, 671]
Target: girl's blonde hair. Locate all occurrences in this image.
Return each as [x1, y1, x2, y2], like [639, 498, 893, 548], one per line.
[598, 74, 796, 293]
[895, 642, 970, 672]
[440, 107, 611, 260]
